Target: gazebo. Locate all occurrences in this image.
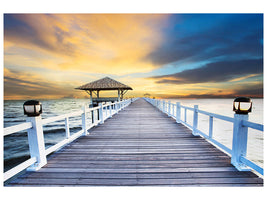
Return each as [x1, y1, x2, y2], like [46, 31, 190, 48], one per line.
[75, 77, 133, 107]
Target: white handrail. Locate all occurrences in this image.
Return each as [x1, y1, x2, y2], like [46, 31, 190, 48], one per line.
[242, 120, 264, 131]
[4, 122, 33, 136]
[42, 110, 84, 125]
[4, 157, 37, 182]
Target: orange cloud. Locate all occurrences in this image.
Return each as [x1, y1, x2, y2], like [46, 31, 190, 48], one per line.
[3, 68, 84, 100]
[5, 14, 169, 75]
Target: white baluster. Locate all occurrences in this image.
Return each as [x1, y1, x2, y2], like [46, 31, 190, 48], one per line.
[26, 116, 47, 171]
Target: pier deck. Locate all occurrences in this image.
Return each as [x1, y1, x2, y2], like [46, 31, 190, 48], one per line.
[7, 99, 263, 186]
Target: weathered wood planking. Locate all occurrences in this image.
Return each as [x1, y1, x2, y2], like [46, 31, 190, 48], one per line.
[7, 98, 263, 186]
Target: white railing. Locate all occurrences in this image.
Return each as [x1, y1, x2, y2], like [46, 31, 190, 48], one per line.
[144, 98, 263, 176]
[3, 98, 138, 182]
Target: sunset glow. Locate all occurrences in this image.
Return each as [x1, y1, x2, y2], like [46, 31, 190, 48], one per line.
[4, 14, 263, 100]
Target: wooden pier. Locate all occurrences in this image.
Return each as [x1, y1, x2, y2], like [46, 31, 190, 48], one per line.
[6, 99, 263, 186]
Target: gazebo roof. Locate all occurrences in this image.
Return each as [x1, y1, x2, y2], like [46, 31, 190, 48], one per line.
[75, 77, 133, 91]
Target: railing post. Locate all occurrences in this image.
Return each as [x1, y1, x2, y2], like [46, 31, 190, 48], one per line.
[26, 115, 47, 171]
[168, 101, 171, 116]
[172, 104, 175, 117]
[117, 101, 120, 111]
[122, 101, 125, 110]
[163, 100, 165, 113]
[65, 117, 70, 139]
[184, 108, 187, 122]
[91, 110, 94, 124]
[99, 103, 104, 124]
[231, 113, 250, 171]
[82, 105, 88, 136]
[192, 105, 199, 136]
[115, 101, 118, 114]
[176, 102, 181, 123]
[109, 102, 112, 117]
[209, 116, 213, 139]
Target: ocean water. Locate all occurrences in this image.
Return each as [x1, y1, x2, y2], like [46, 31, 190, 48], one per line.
[3, 98, 263, 172]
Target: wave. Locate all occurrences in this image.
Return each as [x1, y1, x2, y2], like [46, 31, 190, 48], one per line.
[43, 127, 65, 134]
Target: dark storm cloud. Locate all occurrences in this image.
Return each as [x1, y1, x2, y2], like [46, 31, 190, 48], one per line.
[150, 59, 263, 84]
[145, 14, 263, 66]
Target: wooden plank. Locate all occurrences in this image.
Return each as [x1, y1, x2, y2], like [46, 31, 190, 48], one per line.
[7, 183, 263, 187]
[47, 155, 230, 161]
[9, 177, 262, 186]
[18, 171, 257, 179]
[18, 167, 239, 173]
[48, 159, 230, 165]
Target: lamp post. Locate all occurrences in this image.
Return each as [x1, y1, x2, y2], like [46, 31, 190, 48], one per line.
[23, 100, 47, 171]
[231, 97, 252, 171]
[233, 97, 252, 114]
[23, 100, 42, 117]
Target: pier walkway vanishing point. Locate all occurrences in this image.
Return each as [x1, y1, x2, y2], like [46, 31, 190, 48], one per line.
[6, 98, 263, 186]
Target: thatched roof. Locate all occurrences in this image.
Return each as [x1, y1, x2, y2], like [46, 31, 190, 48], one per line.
[75, 77, 133, 91]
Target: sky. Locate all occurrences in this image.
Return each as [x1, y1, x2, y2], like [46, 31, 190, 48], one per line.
[3, 13, 263, 100]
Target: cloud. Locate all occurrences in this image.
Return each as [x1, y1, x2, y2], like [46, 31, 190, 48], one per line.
[233, 85, 263, 97]
[4, 14, 169, 75]
[145, 14, 263, 66]
[4, 68, 82, 100]
[160, 83, 263, 99]
[3, 68, 146, 100]
[149, 59, 263, 84]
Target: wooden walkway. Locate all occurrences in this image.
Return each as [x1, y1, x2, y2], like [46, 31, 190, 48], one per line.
[7, 99, 263, 186]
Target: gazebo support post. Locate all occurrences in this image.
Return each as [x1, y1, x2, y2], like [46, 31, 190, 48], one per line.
[118, 90, 120, 101]
[89, 91, 93, 107]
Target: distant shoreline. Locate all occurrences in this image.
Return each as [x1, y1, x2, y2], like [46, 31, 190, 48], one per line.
[3, 97, 264, 101]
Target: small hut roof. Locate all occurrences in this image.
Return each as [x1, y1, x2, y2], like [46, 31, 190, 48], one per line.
[75, 77, 133, 91]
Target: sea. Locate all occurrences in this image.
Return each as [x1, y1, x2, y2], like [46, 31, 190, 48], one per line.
[3, 98, 263, 173]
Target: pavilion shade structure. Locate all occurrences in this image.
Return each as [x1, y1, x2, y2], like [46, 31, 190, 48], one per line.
[76, 77, 133, 105]
[76, 77, 132, 91]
